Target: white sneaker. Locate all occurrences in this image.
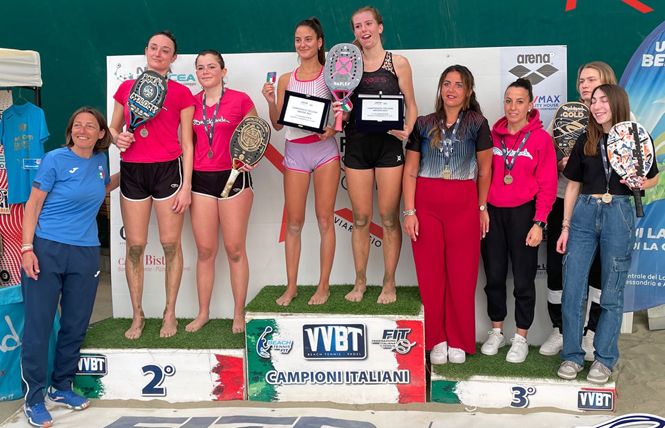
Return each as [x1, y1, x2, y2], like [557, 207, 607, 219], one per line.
[506, 334, 529, 363]
[539, 327, 563, 356]
[448, 347, 466, 364]
[587, 360, 612, 384]
[557, 360, 584, 380]
[481, 328, 505, 355]
[430, 341, 447, 365]
[582, 330, 595, 362]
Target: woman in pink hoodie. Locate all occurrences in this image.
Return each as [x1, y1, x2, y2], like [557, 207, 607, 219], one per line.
[480, 78, 557, 363]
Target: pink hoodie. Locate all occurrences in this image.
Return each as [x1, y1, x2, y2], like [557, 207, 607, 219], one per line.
[488, 109, 557, 222]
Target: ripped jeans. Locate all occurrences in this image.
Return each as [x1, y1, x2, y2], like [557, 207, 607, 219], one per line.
[561, 195, 635, 369]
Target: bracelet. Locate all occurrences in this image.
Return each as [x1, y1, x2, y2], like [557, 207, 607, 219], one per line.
[561, 225, 570, 231]
[21, 248, 34, 255]
[21, 243, 33, 250]
[402, 209, 416, 217]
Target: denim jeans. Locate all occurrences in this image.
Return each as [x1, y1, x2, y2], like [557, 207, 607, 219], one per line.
[561, 195, 635, 369]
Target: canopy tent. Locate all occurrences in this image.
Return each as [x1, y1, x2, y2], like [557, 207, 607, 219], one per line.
[0, 48, 42, 87]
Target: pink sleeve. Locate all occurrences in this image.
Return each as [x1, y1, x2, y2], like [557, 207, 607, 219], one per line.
[240, 92, 255, 117]
[179, 85, 196, 110]
[113, 80, 132, 105]
[534, 131, 558, 222]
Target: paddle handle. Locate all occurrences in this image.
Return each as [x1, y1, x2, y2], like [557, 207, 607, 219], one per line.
[633, 189, 644, 217]
[221, 168, 241, 198]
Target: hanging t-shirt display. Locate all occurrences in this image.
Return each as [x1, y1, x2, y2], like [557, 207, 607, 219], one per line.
[0, 102, 49, 204]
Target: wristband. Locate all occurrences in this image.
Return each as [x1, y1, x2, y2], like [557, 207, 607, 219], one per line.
[402, 209, 416, 217]
[21, 248, 34, 255]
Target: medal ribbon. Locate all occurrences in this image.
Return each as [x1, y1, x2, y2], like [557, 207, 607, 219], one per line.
[599, 134, 612, 194]
[439, 112, 464, 170]
[501, 131, 531, 175]
[202, 89, 225, 155]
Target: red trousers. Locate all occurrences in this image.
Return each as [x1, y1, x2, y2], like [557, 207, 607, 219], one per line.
[412, 177, 479, 354]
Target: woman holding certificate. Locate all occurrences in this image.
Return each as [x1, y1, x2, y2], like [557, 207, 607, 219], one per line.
[480, 78, 557, 364]
[403, 65, 492, 364]
[340, 6, 417, 304]
[262, 17, 340, 306]
[187, 50, 257, 334]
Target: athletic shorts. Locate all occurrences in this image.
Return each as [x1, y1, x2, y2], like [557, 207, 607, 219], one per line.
[343, 132, 404, 169]
[121, 158, 182, 201]
[284, 138, 340, 173]
[191, 170, 253, 200]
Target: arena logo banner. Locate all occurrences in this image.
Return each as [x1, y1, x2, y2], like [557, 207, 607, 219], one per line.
[619, 20, 665, 312]
[501, 46, 567, 128]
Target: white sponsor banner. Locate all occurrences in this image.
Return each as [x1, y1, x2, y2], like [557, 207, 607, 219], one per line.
[107, 46, 566, 345]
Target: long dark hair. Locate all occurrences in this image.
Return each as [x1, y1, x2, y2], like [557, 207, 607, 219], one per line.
[65, 107, 112, 152]
[296, 17, 326, 65]
[585, 84, 630, 156]
[429, 65, 482, 148]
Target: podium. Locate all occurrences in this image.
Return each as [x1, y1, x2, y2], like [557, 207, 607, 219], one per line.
[74, 318, 245, 402]
[244, 285, 426, 404]
[430, 345, 617, 412]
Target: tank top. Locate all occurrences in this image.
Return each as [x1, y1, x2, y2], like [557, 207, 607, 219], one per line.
[285, 66, 333, 143]
[347, 51, 400, 134]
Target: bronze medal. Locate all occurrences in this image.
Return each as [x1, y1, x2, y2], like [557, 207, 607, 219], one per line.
[504, 174, 513, 185]
[442, 168, 452, 179]
[207, 150, 214, 159]
[602, 193, 613, 203]
[139, 128, 149, 138]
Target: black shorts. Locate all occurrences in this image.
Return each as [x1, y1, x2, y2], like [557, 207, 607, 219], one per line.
[343, 132, 404, 169]
[191, 170, 253, 200]
[120, 158, 182, 201]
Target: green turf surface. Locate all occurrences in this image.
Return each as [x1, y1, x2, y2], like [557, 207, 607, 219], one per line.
[82, 318, 245, 349]
[245, 285, 422, 315]
[432, 344, 594, 380]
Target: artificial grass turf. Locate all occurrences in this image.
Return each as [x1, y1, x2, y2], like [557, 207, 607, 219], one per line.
[245, 285, 422, 315]
[431, 344, 594, 380]
[82, 318, 245, 349]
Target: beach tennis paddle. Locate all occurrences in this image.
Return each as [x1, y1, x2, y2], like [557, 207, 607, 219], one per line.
[220, 116, 271, 198]
[127, 70, 168, 137]
[553, 102, 589, 157]
[606, 121, 654, 217]
[324, 43, 363, 132]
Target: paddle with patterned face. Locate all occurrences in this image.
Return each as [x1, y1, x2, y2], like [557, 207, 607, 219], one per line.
[220, 116, 271, 198]
[552, 102, 589, 157]
[125, 70, 168, 149]
[324, 43, 363, 132]
[606, 121, 655, 217]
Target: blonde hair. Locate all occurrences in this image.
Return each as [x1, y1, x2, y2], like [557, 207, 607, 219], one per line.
[577, 61, 618, 101]
[350, 6, 383, 50]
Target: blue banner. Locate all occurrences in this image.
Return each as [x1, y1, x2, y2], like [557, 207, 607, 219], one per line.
[620, 20, 665, 312]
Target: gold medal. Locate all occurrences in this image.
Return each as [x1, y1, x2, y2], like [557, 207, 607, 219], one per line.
[442, 168, 452, 179]
[602, 193, 613, 203]
[504, 174, 513, 185]
[139, 128, 149, 138]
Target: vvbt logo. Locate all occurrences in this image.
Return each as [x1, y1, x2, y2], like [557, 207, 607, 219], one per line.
[303, 324, 366, 360]
[577, 389, 614, 411]
[77, 354, 107, 376]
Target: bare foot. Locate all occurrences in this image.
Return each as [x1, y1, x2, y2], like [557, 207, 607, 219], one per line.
[160, 314, 178, 338]
[308, 286, 330, 305]
[124, 313, 145, 340]
[185, 314, 209, 333]
[345, 282, 366, 302]
[232, 313, 245, 334]
[276, 289, 297, 306]
[377, 284, 397, 304]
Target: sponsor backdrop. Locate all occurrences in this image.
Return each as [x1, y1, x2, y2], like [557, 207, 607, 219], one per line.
[620, 20, 665, 312]
[107, 46, 567, 345]
[245, 314, 425, 403]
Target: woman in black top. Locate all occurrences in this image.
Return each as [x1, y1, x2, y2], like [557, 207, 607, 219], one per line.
[556, 84, 659, 384]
